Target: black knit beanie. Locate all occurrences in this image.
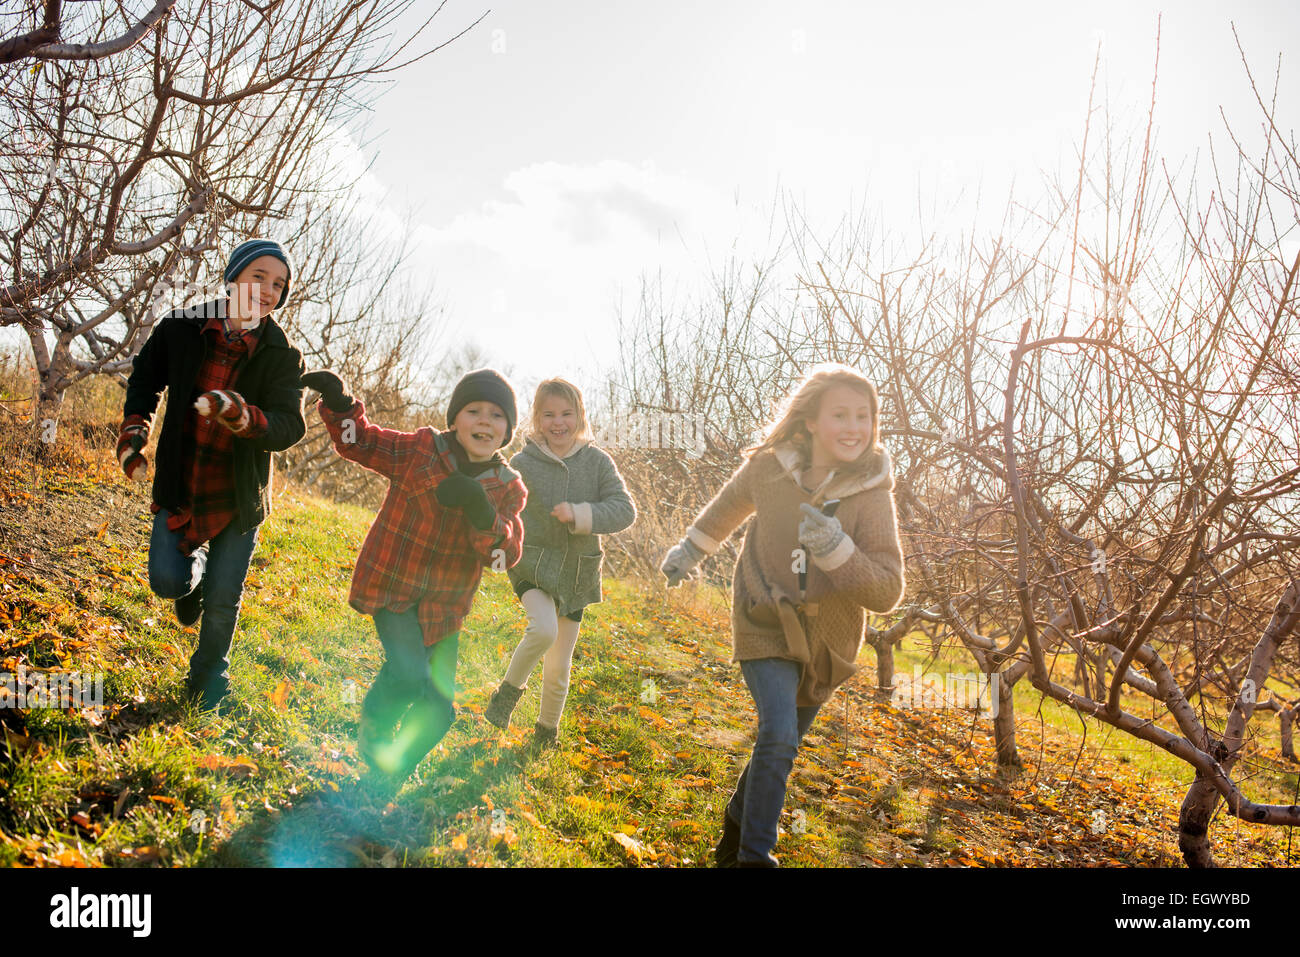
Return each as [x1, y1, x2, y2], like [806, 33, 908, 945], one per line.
[446, 369, 517, 446]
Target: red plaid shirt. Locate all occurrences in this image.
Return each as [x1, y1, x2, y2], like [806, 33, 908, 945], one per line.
[320, 399, 526, 646]
[150, 316, 269, 554]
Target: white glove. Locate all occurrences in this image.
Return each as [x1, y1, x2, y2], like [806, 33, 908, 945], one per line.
[660, 538, 706, 587]
[797, 503, 846, 559]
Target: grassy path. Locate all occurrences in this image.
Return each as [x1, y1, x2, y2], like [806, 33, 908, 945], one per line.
[1, 460, 1296, 867]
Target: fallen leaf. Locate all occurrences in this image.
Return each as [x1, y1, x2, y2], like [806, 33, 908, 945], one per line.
[194, 754, 258, 779]
[611, 831, 646, 863]
[451, 833, 468, 851]
[2, 726, 33, 755]
[519, 810, 545, 830]
[119, 846, 162, 864]
[271, 679, 290, 712]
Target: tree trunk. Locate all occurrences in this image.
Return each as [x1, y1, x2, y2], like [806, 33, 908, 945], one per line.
[1281, 708, 1295, 762]
[1178, 773, 1220, 867]
[869, 635, 895, 703]
[26, 323, 71, 441]
[993, 670, 1022, 768]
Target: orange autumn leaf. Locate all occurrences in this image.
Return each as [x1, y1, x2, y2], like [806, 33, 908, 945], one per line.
[271, 679, 290, 711]
[451, 833, 468, 851]
[519, 810, 545, 830]
[194, 755, 258, 779]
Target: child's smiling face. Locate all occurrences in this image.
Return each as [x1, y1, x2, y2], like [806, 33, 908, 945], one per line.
[454, 401, 507, 461]
[227, 255, 288, 328]
[537, 394, 577, 452]
[806, 383, 874, 467]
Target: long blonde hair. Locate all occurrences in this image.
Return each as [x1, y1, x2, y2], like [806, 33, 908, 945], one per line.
[748, 363, 883, 470]
[527, 377, 595, 445]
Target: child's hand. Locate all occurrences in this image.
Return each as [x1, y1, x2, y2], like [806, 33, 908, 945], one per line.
[436, 472, 496, 531]
[551, 502, 575, 525]
[194, 389, 251, 433]
[116, 416, 150, 483]
[300, 369, 355, 413]
[797, 503, 846, 558]
[660, 538, 706, 587]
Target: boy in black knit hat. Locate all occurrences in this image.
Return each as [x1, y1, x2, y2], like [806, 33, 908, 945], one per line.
[301, 367, 527, 782]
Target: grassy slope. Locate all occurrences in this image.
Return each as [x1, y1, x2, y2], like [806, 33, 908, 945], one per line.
[1, 457, 1297, 868]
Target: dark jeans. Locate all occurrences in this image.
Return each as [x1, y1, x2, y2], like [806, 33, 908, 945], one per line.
[148, 509, 258, 700]
[362, 607, 459, 776]
[726, 657, 821, 865]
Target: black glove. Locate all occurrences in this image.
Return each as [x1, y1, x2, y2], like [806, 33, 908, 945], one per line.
[435, 472, 496, 531]
[300, 369, 354, 413]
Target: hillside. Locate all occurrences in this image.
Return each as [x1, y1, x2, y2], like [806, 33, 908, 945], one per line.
[0, 451, 1294, 868]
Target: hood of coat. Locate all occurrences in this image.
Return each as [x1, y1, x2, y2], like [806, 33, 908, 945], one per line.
[771, 443, 894, 502]
[519, 435, 590, 465]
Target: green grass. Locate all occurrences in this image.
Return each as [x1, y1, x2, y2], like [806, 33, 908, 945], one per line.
[892, 632, 1299, 811]
[2, 461, 1297, 868]
[0, 473, 761, 867]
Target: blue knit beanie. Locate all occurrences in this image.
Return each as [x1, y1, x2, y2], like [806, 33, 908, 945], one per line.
[224, 238, 293, 309]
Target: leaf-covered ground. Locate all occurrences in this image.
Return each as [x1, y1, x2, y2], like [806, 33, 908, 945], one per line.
[1, 454, 1297, 867]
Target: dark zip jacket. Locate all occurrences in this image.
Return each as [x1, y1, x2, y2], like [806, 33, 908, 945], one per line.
[123, 300, 307, 534]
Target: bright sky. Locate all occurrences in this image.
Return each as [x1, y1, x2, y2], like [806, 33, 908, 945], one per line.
[344, 0, 1295, 394]
[18, 1, 1294, 397]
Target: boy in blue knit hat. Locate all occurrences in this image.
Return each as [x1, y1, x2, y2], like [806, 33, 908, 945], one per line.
[119, 238, 306, 712]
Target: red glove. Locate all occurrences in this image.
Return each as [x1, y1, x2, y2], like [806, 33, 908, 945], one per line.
[116, 415, 150, 483]
[194, 389, 251, 434]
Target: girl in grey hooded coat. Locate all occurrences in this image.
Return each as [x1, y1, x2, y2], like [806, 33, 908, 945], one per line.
[484, 378, 636, 746]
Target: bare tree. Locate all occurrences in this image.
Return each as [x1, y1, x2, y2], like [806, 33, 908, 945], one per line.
[0, 0, 480, 430]
[616, 33, 1299, 866]
[797, 35, 1300, 865]
[277, 191, 446, 507]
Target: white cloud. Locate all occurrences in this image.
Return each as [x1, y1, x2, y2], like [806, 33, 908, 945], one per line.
[420, 160, 730, 256]
[407, 160, 778, 383]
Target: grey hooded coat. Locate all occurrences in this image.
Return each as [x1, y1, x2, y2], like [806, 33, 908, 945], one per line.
[507, 437, 637, 616]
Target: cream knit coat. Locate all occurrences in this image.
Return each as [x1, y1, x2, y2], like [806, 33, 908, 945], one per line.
[685, 444, 905, 706]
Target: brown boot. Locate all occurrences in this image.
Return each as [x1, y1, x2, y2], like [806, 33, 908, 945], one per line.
[531, 721, 558, 751]
[484, 680, 524, 729]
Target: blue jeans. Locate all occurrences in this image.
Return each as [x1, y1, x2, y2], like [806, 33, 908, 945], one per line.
[148, 510, 258, 700]
[726, 657, 821, 865]
[362, 608, 459, 775]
